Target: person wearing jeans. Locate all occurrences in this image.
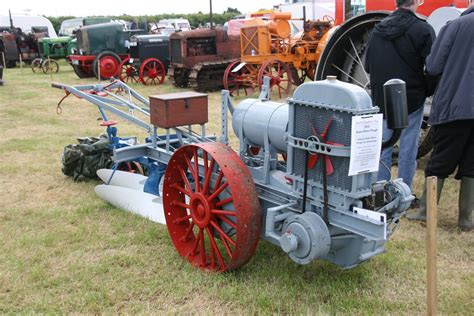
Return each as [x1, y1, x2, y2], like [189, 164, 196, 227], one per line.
[364, 0, 435, 191]
[378, 106, 424, 188]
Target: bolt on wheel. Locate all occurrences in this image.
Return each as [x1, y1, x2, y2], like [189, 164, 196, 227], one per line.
[163, 142, 261, 272]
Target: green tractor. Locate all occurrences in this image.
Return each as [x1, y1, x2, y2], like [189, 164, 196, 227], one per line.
[68, 22, 145, 79]
[31, 36, 76, 74]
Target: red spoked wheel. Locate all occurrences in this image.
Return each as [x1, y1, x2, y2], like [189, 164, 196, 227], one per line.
[139, 58, 166, 85]
[163, 142, 261, 272]
[257, 60, 292, 99]
[93, 51, 121, 80]
[119, 57, 139, 83]
[223, 61, 257, 97]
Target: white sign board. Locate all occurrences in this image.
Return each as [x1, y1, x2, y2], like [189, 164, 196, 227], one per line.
[348, 114, 383, 176]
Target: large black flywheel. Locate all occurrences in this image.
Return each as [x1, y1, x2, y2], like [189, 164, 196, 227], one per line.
[316, 12, 433, 158]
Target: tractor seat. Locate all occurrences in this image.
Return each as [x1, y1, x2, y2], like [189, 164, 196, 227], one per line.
[100, 120, 118, 127]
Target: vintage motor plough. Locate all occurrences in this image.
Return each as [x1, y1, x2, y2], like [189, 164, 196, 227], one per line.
[53, 75, 413, 272]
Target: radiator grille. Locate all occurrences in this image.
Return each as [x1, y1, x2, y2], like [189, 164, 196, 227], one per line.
[170, 39, 182, 63]
[242, 27, 258, 56]
[292, 105, 355, 192]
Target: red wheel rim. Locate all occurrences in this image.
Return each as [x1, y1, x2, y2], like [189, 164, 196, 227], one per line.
[163, 143, 261, 272]
[257, 60, 292, 99]
[99, 56, 120, 78]
[119, 57, 139, 83]
[139, 58, 165, 85]
[223, 61, 257, 97]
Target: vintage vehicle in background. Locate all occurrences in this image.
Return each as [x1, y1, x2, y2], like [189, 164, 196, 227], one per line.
[31, 36, 76, 74]
[149, 18, 191, 36]
[0, 12, 53, 68]
[119, 34, 170, 85]
[223, 11, 333, 98]
[58, 17, 112, 37]
[0, 27, 46, 68]
[167, 27, 240, 91]
[68, 22, 145, 79]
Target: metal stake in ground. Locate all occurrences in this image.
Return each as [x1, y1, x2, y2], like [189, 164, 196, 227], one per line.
[426, 176, 438, 316]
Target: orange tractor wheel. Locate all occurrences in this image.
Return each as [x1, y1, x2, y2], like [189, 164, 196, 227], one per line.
[257, 60, 292, 99]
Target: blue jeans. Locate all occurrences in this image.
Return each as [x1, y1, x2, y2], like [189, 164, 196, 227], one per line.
[377, 106, 424, 189]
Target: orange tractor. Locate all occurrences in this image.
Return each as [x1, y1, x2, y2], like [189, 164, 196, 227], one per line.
[223, 11, 333, 98]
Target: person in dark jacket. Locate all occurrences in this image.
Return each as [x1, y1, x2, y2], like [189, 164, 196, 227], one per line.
[365, 0, 435, 191]
[407, 3, 474, 231]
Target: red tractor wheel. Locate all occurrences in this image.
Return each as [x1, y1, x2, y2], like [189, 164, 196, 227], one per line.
[139, 58, 165, 85]
[223, 61, 257, 97]
[257, 60, 292, 99]
[93, 51, 121, 80]
[119, 57, 139, 83]
[163, 142, 261, 272]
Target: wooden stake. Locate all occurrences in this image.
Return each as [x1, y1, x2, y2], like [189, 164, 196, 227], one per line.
[426, 176, 438, 316]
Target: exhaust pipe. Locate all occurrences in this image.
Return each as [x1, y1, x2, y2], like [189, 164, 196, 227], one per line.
[382, 79, 408, 149]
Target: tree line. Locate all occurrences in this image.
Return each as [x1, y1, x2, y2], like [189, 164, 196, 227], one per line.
[46, 8, 242, 33]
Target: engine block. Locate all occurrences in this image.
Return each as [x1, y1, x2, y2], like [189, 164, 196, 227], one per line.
[232, 77, 413, 268]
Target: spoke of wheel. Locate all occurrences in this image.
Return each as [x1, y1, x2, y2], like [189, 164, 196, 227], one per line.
[184, 155, 198, 186]
[214, 170, 224, 190]
[207, 181, 229, 202]
[181, 222, 195, 242]
[210, 220, 236, 247]
[219, 234, 233, 258]
[217, 214, 237, 230]
[348, 37, 370, 83]
[173, 201, 190, 210]
[331, 63, 366, 87]
[174, 214, 191, 224]
[203, 151, 209, 178]
[211, 209, 236, 216]
[191, 228, 203, 255]
[206, 227, 225, 268]
[199, 228, 206, 266]
[193, 147, 200, 192]
[203, 158, 215, 195]
[178, 165, 193, 192]
[206, 227, 215, 269]
[215, 196, 233, 207]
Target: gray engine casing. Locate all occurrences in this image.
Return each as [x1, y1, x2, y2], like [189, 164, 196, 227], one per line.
[231, 78, 413, 268]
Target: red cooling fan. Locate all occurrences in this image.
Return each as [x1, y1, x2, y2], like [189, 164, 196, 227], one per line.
[307, 115, 344, 175]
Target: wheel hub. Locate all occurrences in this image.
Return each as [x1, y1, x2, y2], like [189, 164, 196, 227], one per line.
[190, 193, 212, 228]
[100, 57, 118, 77]
[148, 69, 157, 78]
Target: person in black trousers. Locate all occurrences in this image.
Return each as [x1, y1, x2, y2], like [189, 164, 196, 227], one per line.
[407, 3, 474, 231]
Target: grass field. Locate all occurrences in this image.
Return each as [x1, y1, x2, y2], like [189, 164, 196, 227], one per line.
[0, 61, 472, 314]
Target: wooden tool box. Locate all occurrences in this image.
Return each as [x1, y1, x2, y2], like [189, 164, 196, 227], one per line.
[149, 92, 208, 129]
